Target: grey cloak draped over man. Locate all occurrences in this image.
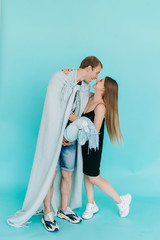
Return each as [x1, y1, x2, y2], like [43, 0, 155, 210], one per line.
[7, 69, 90, 227]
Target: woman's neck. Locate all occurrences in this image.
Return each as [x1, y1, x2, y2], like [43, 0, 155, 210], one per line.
[93, 91, 103, 102]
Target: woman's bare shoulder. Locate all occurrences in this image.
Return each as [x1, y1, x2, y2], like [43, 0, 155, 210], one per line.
[94, 102, 105, 114]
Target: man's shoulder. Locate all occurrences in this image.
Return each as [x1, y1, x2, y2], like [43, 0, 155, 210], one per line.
[51, 70, 64, 78]
[49, 70, 66, 83]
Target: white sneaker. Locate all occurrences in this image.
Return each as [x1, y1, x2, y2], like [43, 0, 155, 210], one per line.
[117, 193, 132, 217]
[82, 202, 99, 219]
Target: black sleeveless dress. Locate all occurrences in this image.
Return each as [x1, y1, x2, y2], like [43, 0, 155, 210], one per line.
[82, 109, 105, 177]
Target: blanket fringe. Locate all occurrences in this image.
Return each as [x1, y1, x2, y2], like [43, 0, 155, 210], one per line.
[7, 220, 32, 228]
[7, 214, 32, 228]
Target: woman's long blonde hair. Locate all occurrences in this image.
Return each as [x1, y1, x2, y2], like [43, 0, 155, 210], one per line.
[102, 77, 123, 145]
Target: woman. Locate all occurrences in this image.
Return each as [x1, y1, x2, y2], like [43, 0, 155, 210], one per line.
[69, 77, 131, 219]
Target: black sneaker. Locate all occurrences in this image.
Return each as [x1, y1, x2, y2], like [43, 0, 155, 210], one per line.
[57, 207, 82, 224]
[41, 212, 59, 232]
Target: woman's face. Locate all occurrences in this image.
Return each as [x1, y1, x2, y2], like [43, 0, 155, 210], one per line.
[93, 78, 105, 91]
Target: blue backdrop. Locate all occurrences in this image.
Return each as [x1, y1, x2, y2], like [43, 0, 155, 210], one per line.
[0, 0, 160, 239]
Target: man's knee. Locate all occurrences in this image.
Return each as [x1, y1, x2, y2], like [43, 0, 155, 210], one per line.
[51, 170, 57, 184]
[61, 170, 73, 180]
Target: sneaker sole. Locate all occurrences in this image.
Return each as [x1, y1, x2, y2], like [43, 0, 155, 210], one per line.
[41, 217, 59, 232]
[57, 212, 82, 224]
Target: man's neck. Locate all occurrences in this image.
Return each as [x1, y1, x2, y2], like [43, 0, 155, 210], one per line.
[76, 68, 86, 83]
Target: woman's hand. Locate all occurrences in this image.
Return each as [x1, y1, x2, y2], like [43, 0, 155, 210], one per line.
[69, 112, 78, 122]
[61, 68, 72, 75]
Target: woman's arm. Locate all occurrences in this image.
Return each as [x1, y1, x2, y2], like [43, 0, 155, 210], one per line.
[93, 104, 105, 133]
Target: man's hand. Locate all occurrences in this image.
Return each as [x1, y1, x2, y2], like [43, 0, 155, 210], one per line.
[62, 137, 73, 146]
[61, 68, 72, 75]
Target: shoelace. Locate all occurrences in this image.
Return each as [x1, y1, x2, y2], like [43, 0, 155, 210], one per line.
[85, 204, 94, 212]
[121, 197, 129, 208]
[120, 202, 127, 210]
[66, 207, 74, 214]
[63, 207, 81, 220]
[119, 198, 129, 210]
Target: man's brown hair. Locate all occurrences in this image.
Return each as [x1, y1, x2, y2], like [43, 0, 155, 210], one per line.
[80, 56, 103, 69]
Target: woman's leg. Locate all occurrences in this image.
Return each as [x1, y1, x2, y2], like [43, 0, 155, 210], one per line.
[84, 175, 132, 218]
[82, 175, 99, 220]
[87, 175, 121, 204]
[43, 171, 57, 214]
[84, 174, 94, 204]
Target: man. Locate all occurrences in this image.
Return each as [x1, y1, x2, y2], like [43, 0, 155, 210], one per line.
[7, 56, 102, 231]
[42, 56, 102, 231]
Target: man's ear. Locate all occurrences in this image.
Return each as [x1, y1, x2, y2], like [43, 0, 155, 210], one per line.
[86, 65, 92, 72]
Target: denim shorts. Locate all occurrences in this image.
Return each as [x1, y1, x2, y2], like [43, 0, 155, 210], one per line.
[56, 141, 77, 172]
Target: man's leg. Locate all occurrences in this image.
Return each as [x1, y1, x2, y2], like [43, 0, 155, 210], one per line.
[43, 170, 57, 214]
[60, 170, 73, 210]
[42, 170, 59, 232]
[57, 141, 82, 223]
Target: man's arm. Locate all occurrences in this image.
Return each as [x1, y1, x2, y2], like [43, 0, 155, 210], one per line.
[62, 137, 72, 146]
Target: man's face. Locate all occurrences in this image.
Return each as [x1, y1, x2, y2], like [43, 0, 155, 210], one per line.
[84, 65, 102, 84]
